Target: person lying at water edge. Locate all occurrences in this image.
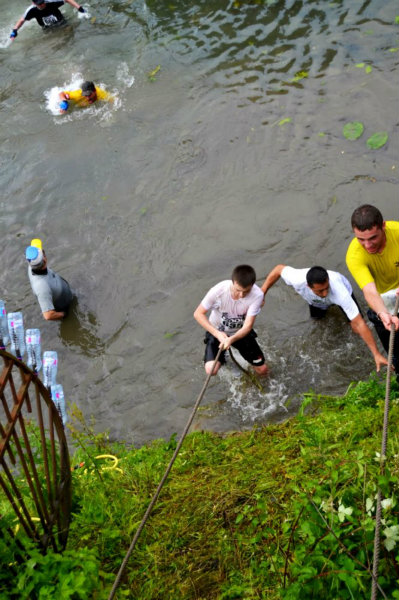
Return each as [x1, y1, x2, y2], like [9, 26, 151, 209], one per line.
[346, 204, 399, 380]
[194, 265, 269, 377]
[58, 81, 113, 113]
[261, 264, 388, 372]
[10, 0, 85, 40]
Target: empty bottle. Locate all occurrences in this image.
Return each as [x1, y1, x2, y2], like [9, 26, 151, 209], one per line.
[51, 384, 67, 426]
[26, 329, 42, 373]
[43, 351, 58, 388]
[7, 312, 25, 360]
[0, 300, 9, 350]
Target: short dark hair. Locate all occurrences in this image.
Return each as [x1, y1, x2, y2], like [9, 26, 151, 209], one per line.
[81, 81, 96, 96]
[306, 266, 329, 287]
[351, 204, 383, 231]
[231, 265, 256, 288]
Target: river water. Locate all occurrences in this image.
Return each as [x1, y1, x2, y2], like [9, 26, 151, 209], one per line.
[1, 0, 398, 445]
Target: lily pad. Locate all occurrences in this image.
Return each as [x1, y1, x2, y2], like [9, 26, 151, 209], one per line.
[342, 121, 364, 140]
[366, 131, 388, 149]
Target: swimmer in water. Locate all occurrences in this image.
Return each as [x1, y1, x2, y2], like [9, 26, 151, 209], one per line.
[58, 81, 113, 113]
[10, 0, 85, 40]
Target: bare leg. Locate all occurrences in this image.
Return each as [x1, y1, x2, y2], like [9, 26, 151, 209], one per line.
[205, 360, 222, 376]
[254, 364, 269, 377]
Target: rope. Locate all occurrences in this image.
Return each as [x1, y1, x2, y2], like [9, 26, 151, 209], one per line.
[370, 295, 399, 600]
[108, 347, 223, 600]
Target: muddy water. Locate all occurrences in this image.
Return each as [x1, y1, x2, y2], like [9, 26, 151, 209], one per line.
[0, 0, 398, 444]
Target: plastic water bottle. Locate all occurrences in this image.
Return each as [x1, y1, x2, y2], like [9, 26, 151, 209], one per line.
[26, 329, 42, 373]
[0, 300, 9, 350]
[7, 312, 25, 360]
[51, 384, 67, 426]
[42, 351, 58, 388]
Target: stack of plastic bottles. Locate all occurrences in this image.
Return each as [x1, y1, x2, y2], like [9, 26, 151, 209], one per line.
[0, 300, 67, 426]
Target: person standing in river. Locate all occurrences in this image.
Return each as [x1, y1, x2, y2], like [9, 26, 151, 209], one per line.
[194, 265, 269, 377]
[346, 204, 399, 378]
[260, 264, 388, 372]
[10, 0, 85, 40]
[25, 239, 73, 321]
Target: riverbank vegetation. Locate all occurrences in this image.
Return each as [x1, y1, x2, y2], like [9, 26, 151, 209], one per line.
[1, 376, 398, 599]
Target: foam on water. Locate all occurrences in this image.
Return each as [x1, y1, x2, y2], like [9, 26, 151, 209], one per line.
[77, 6, 92, 20]
[220, 349, 290, 424]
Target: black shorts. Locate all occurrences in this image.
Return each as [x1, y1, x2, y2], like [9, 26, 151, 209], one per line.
[203, 330, 265, 367]
[309, 293, 362, 322]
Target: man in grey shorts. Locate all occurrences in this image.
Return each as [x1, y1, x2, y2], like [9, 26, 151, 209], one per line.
[25, 239, 73, 320]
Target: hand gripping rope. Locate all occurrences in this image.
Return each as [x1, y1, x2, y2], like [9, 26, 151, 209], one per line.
[108, 347, 223, 600]
[370, 294, 399, 600]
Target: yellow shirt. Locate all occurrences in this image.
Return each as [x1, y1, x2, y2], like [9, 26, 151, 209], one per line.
[346, 221, 399, 294]
[64, 86, 112, 106]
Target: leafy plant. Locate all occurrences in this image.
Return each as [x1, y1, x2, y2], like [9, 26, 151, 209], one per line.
[342, 121, 364, 140]
[366, 131, 388, 149]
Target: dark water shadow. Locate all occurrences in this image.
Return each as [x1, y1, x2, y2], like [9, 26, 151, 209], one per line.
[59, 297, 105, 357]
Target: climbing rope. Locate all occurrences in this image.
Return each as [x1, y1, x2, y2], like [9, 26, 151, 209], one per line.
[370, 295, 399, 600]
[107, 347, 223, 600]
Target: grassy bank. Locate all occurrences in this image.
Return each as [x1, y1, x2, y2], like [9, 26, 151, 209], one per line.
[2, 376, 399, 599]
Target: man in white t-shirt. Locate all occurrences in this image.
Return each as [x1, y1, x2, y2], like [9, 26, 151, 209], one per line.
[260, 265, 388, 372]
[194, 265, 268, 377]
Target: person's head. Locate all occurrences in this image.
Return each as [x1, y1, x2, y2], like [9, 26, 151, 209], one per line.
[32, 0, 46, 9]
[350, 204, 386, 254]
[25, 246, 47, 270]
[306, 266, 329, 298]
[81, 81, 97, 103]
[231, 265, 256, 298]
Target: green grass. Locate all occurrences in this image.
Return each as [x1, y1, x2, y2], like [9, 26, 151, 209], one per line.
[1, 376, 398, 599]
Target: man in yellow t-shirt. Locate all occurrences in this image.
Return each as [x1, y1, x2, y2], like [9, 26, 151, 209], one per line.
[346, 204, 399, 377]
[58, 80, 112, 113]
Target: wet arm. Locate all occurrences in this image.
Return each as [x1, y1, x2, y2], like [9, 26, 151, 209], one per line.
[350, 314, 388, 371]
[193, 304, 228, 345]
[362, 282, 399, 331]
[227, 315, 257, 347]
[10, 17, 25, 37]
[65, 0, 84, 10]
[260, 264, 285, 295]
[43, 310, 65, 321]
[59, 91, 70, 101]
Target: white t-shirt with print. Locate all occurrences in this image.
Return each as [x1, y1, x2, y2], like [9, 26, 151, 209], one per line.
[200, 280, 264, 335]
[281, 267, 359, 320]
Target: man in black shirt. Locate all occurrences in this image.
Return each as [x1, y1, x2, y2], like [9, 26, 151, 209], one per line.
[10, 0, 85, 39]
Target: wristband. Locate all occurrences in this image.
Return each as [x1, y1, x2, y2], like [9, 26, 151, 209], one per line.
[78, 6, 85, 12]
[59, 100, 69, 111]
[10, 29, 18, 38]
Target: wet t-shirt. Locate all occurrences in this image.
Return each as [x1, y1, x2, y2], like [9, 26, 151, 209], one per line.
[28, 266, 73, 313]
[200, 280, 263, 335]
[24, 1, 65, 28]
[281, 267, 359, 320]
